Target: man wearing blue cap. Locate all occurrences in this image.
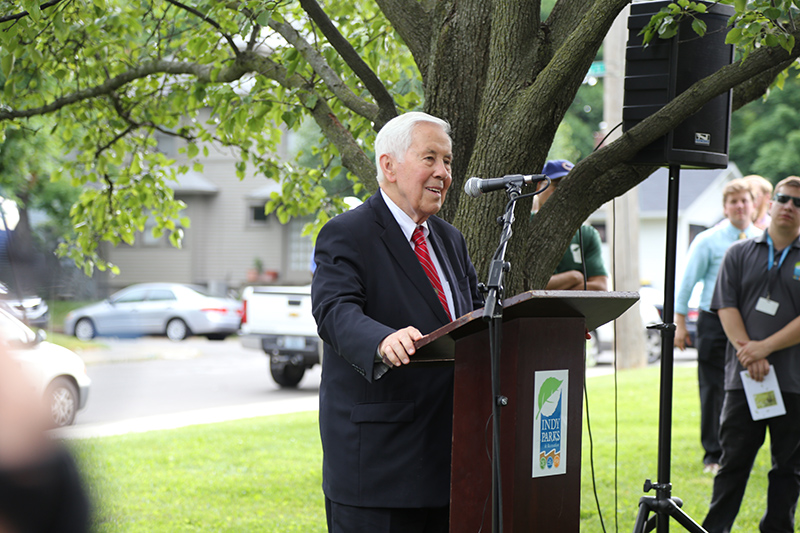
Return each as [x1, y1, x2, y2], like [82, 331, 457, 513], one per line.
[534, 159, 608, 291]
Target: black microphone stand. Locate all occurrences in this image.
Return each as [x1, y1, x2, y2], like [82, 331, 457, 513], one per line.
[631, 165, 707, 533]
[480, 182, 526, 533]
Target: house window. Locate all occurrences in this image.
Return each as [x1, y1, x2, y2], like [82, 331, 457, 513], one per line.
[250, 204, 269, 225]
[591, 223, 607, 242]
[688, 224, 707, 247]
[288, 218, 314, 272]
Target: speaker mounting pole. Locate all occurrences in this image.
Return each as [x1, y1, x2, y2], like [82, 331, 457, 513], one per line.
[631, 165, 708, 533]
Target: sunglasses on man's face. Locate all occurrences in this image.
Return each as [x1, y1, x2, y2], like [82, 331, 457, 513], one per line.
[774, 193, 800, 208]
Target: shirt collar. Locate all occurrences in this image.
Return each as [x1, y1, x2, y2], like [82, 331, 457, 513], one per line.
[380, 189, 428, 242]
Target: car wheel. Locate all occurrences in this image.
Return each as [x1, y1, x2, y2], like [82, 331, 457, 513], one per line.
[47, 377, 79, 428]
[270, 362, 306, 388]
[205, 334, 228, 341]
[166, 318, 190, 341]
[646, 329, 662, 364]
[74, 318, 96, 341]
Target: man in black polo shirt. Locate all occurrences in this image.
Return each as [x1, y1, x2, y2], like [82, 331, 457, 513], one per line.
[703, 176, 800, 533]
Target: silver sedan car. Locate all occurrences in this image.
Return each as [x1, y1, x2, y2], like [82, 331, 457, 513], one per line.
[64, 283, 243, 342]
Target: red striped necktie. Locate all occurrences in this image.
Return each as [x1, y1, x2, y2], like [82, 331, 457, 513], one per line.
[412, 226, 452, 320]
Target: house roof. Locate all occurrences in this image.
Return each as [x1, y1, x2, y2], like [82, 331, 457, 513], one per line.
[168, 170, 219, 195]
[247, 181, 282, 200]
[638, 165, 736, 214]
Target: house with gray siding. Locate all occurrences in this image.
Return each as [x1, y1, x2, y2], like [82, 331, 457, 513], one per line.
[99, 123, 314, 296]
[587, 163, 744, 294]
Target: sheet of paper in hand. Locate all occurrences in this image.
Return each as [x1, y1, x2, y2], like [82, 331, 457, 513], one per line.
[740, 365, 786, 421]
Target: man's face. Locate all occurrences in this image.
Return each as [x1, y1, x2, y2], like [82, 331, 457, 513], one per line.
[536, 178, 559, 207]
[723, 190, 755, 230]
[769, 185, 800, 231]
[381, 122, 453, 224]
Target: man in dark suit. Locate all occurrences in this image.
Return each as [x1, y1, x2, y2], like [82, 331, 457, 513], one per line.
[311, 112, 483, 532]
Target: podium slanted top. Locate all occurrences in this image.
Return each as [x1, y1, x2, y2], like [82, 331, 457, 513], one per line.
[412, 290, 639, 362]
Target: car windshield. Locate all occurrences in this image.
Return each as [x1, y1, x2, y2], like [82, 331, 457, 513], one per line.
[0, 309, 35, 345]
[186, 285, 213, 297]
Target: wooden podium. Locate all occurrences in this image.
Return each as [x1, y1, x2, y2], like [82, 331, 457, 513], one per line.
[413, 290, 638, 532]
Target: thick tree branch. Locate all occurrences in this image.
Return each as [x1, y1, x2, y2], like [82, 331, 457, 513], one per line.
[0, 0, 64, 24]
[522, 0, 629, 113]
[732, 59, 796, 111]
[526, 35, 800, 285]
[299, 0, 397, 130]
[238, 53, 378, 191]
[266, 17, 383, 124]
[488, 0, 541, 77]
[546, 0, 599, 54]
[374, 0, 433, 79]
[0, 59, 250, 122]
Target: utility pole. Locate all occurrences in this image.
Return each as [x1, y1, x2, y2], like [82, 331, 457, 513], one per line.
[603, 4, 647, 369]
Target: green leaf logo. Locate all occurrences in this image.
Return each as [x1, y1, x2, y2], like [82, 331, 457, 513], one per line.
[536, 377, 563, 420]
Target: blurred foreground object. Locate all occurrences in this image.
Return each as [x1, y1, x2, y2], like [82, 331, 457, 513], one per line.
[0, 337, 90, 533]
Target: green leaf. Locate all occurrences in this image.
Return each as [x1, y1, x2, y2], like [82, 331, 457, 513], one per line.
[725, 26, 743, 44]
[256, 11, 271, 26]
[691, 18, 707, 36]
[536, 377, 563, 420]
[0, 53, 13, 78]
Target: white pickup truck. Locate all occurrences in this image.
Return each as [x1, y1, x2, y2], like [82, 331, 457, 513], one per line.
[239, 285, 321, 388]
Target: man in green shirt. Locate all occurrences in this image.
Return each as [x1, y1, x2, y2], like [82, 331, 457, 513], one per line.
[534, 159, 608, 291]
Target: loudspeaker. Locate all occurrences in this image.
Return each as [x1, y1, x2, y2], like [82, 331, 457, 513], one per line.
[622, 1, 735, 169]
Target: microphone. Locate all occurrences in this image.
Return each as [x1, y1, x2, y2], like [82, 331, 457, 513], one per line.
[463, 174, 547, 198]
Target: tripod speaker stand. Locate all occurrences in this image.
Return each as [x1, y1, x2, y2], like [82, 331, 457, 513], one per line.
[630, 165, 708, 533]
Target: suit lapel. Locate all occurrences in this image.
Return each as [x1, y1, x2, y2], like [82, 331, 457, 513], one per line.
[370, 193, 451, 323]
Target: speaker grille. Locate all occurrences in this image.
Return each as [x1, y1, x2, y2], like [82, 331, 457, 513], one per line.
[622, 1, 735, 169]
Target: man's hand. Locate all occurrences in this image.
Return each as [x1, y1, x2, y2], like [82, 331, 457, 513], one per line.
[674, 314, 692, 351]
[745, 359, 770, 382]
[736, 338, 772, 368]
[379, 326, 424, 367]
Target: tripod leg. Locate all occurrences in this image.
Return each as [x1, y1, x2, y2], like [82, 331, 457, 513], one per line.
[632, 496, 655, 533]
[664, 498, 708, 533]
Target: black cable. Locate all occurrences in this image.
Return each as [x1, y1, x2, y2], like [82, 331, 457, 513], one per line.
[612, 195, 620, 533]
[585, 365, 608, 533]
[579, 225, 588, 290]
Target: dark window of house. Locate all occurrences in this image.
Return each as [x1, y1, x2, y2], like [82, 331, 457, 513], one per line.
[689, 224, 707, 247]
[251, 205, 268, 224]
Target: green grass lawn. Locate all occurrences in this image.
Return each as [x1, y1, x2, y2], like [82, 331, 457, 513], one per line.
[71, 365, 784, 532]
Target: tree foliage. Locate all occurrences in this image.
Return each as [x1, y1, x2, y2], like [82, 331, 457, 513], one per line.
[1, 0, 800, 293]
[731, 79, 800, 181]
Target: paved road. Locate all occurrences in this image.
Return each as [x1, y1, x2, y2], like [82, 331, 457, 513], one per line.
[54, 336, 321, 439]
[52, 336, 696, 440]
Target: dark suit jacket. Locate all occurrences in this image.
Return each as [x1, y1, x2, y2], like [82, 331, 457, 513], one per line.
[311, 192, 483, 509]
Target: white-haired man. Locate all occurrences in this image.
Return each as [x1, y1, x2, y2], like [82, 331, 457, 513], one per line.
[312, 112, 483, 532]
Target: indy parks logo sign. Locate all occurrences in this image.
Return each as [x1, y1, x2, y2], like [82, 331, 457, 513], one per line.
[533, 370, 569, 478]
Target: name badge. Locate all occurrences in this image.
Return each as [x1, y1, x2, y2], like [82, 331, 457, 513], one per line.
[756, 297, 779, 316]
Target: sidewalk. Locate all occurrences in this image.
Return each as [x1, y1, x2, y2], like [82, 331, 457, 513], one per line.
[75, 337, 202, 365]
[57, 340, 696, 440]
[53, 396, 319, 440]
